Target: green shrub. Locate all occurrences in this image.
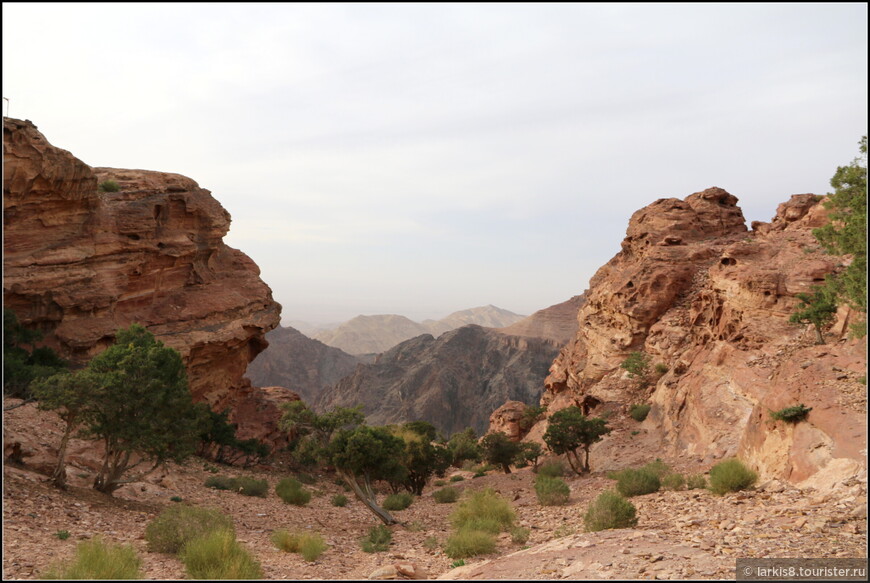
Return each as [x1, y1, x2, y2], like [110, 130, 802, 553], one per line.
[331, 494, 348, 507]
[382, 492, 413, 511]
[205, 476, 268, 497]
[44, 537, 141, 579]
[98, 180, 120, 193]
[433, 486, 460, 503]
[450, 488, 516, 533]
[180, 529, 262, 579]
[272, 530, 327, 562]
[449, 475, 465, 482]
[537, 460, 565, 478]
[686, 473, 707, 490]
[55, 530, 71, 540]
[661, 473, 685, 491]
[770, 404, 812, 423]
[629, 404, 651, 422]
[275, 477, 311, 506]
[615, 468, 660, 497]
[204, 475, 235, 490]
[298, 532, 328, 562]
[584, 491, 638, 532]
[170, 496, 183, 503]
[145, 505, 234, 555]
[444, 528, 496, 559]
[271, 529, 300, 552]
[654, 363, 669, 374]
[235, 476, 269, 497]
[510, 526, 530, 544]
[360, 524, 392, 553]
[534, 475, 570, 506]
[450, 559, 466, 568]
[642, 460, 671, 478]
[708, 458, 758, 495]
[473, 470, 486, 478]
[434, 479, 448, 487]
[455, 516, 502, 534]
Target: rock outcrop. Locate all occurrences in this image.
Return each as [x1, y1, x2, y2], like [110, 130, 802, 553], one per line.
[316, 325, 561, 435]
[535, 187, 866, 488]
[245, 325, 363, 406]
[3, 118, 288, 443]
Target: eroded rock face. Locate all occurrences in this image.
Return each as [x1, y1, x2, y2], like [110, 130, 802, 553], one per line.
[3, 118, 288, 443]
[539, 187, 866, 487]
[246, 326, 362, 406]
[316, 325, 561, 436]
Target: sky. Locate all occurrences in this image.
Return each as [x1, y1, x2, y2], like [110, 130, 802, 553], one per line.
[3, 3, 867, 325]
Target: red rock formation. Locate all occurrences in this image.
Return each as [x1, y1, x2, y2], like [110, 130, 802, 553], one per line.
[487, 400, 529, 441]
[3, 118, 291, 444]
[538, 187, 866, 487]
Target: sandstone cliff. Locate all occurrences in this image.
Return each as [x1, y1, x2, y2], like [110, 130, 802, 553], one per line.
[533, 187, 866, 488]
[245, 325, 363, 406]
[315, 325, 561, 435]
[3, 118, 291, 444]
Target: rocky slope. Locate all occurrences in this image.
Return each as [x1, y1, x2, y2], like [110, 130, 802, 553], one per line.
[4, 399, 866, 580]
[245, 325, 363, 406]
[2, 118, 288, 443]
[496, 295, 584, 344]
[528, 187, 866, 489]
[314, 306, 525, 355]
[316, 325, 560, 435]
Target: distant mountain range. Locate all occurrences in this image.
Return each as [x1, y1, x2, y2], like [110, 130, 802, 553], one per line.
[315, 325, 561, 435]
[312, 305, 526, 355]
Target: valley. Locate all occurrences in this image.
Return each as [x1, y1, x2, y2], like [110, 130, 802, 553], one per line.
[3, 117, 867, 580]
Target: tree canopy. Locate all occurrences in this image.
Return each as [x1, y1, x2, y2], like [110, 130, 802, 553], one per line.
[34, 324, 204, 494]
[543, 406, 611, 474]
[811, 135, 867, 336]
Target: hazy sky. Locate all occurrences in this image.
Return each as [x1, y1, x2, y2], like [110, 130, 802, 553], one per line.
[3, 3, 867, 324]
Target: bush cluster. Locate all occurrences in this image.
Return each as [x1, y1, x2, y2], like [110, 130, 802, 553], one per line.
[770, 404, 812, 423]
[584, 491, 638, 532]
[614, 468, 660, 497]
[331, 494, 348, 507]
[271, 530, 327, 562]
[444, 488, 517, 559]
[44, 537, 141, 579]
[629, 404, 651, 422]
[360, 524, 392, 553]
[181, 529, 262, 579]
[660, 473, 686, 491]
[382, 492, 414, 511]
[98, 180, 120, 193]
[275, 477, 311, 506]
[145, 505, 234, 555]
[708, 458, 757, 495]
[534, 475, 570, 506]
[686, 473, 707, 490]
[433, 487, 459, 504]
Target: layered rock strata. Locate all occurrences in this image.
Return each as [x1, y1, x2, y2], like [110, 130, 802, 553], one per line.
[3, 118, 289, 444]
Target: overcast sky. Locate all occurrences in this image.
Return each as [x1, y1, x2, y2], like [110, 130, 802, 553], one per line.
[3, 3, 867, 324]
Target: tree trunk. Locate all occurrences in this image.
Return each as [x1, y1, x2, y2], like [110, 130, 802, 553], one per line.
[335, 468, 398, 525]
[501, 463, 512, 474]
[51, 418, 76, 490]
[814, 325, 826, 345]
